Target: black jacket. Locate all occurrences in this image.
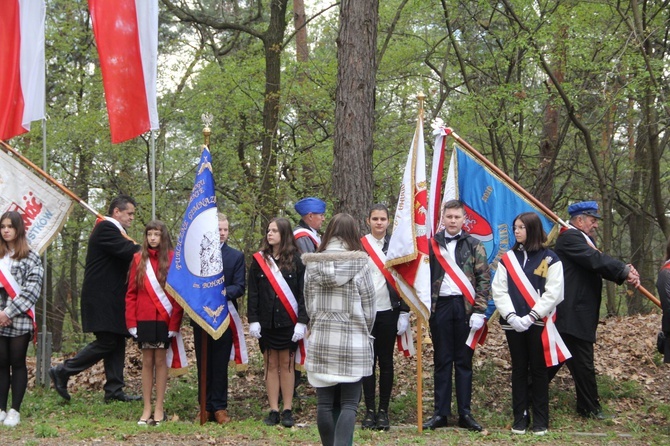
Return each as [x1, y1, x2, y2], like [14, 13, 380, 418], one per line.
[380, 235, 409, 312]
[247, 252, 307, 329]
[81, 220, 140, 335]
[554, 227, 628, 342]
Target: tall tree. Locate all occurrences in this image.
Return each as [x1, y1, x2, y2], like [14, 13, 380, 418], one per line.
[333, 0, 378, 229]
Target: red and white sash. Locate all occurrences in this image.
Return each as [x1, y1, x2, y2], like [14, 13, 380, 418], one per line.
[361, 234, 415, 357]
[0, 255, 37, 336]
[500, 251, 571, 366]
[227, 302, 248, 369]
[293, 228, 320, 248]
[144, 261, 188, 369]
[253, 252, 307, 368]
[430, 238, 487, 350]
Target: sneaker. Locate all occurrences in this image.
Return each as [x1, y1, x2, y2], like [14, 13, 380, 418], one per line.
[511, 412, 529, 434]
[3, 409, 19, 427]
[264, 410, 280, 426]
[361, 409, 376, 429]
[280, 409, 294, 428]
[0, 410, 6, 422]
[376, 410, 390, 431]
[532, 426, 548, 436]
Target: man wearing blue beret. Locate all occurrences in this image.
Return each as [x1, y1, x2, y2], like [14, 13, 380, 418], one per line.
[550, 201, 640, 419]
[293, 197, 326, 254]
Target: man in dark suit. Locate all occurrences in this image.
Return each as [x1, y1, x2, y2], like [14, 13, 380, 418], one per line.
[49, 195, 140, 402]
[192, 212, 246, 424]
[550, 201, 640, 419]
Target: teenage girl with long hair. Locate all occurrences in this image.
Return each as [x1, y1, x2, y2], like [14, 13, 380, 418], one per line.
[126, 220, 183, 425]
[247, 217, 307, 428]
[0, 211, 43, 427]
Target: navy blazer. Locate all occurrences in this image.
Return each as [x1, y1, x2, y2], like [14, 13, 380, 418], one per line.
[222, 243, 246, 309]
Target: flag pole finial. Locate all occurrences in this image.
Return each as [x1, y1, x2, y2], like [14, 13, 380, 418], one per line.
[417, 92, 426, 119]
[201, 112, 213, 147]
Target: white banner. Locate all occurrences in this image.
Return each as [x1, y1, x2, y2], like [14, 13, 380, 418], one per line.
[0, 150, 74, 253]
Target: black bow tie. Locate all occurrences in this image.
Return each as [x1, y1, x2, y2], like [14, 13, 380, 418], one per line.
[445, 234, 461, 243]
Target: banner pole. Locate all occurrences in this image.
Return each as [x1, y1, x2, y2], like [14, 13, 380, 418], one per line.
[417, 317, 424, 433]
[0, 140, 103, 220]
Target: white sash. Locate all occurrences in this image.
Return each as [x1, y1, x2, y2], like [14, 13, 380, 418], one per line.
[0, 255, 36, 331]
[144, 261, 188, 369]
[293, 227, 320, 247]
[227, 302, 249, 369]
[362, 234, 415, 357]
[502, 251, 571, 366]
[433, 240, 476, 303]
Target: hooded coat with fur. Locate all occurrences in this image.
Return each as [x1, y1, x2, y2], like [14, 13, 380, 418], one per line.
[302, 238, 376, 384]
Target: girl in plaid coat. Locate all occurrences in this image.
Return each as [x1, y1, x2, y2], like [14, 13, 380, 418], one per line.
[0, 211, 44, 427]
[302, 213, 376, 446]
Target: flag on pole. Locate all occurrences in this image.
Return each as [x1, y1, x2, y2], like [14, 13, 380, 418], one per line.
[88, 0, 159, 144]
[385, 115, 431, 323]
[0, 0, 45, 141]
[442, 142, 556, 265]
[166, 147, 230, 340]
[0, 150, 74, 254]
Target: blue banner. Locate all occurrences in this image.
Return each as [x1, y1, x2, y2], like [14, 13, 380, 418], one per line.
[451, 144, 556, 266]
[166, 147, 229, 339]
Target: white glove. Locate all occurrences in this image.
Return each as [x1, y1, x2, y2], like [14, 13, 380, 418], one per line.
[292, 323, 307, 342]
[397, 312, 410, 335]
[249, 322, 262, 339]
[519, 315, 535, 330]
[168, 331, 178, 338]
[469, 313, 486, 331]
[507, 314, 527, 332]
[128, 327, 137, 338]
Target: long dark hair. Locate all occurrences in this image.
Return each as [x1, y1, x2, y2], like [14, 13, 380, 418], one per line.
[260, 217, 298, 271]
[135, 220, 173, 288]
[0, 211, 30, 259]
[318, 213, 364, 252]
[511, 212, 547, 252]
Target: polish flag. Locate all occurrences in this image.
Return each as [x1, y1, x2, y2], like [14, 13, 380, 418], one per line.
[0, 0, 46, 141]
[89, 0, 159, 144]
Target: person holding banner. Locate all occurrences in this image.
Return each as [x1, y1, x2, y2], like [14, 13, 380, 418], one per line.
[0, 211, 43, 427]
[424, 200, 489, 432]
[492, 212, 565, 435]
[360, 204, 410, 431]
[293, 197, 326, 254]
[192, 212, 246, 424]
[302, 213, 376, 446]
[247, 217, 307, 428]
[125, 220, 183, 426]
[656, 237, 670, 363]
[50, 195, 140, 403]
[550, 201, 639, 419]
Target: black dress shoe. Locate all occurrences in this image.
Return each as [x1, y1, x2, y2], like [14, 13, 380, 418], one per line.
[49, 366, 71, 401]
[458, 414, 483, 432]
[423, 414, 448, 430]
[104, 393, 141, 403]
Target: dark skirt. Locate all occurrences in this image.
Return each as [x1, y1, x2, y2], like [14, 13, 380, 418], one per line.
[259, 326, 297, 353]
[137, 320, 169, 349]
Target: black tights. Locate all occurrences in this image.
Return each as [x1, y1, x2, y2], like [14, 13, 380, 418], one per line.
[0, 333, 31, 412]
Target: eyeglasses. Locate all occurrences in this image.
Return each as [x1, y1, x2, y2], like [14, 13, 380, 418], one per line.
[513, 225, 526, 231]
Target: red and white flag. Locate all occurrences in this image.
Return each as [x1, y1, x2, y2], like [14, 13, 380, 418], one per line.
[0, 0, 45, 141]
[88, 0, 159, 143]
[385, 115, 431, 323]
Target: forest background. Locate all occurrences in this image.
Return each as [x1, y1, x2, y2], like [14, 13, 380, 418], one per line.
[7, 0, 669, 351]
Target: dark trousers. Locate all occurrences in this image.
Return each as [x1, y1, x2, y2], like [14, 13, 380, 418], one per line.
[0, 333, 31, 411]
[193, 324, 233, 411]
[506, 325, 549, 428]
[548, 333, 600, 415]
[362, 309, 398, 412]
[430, 297, 474, 416]
[316, 381, 361, 446]
[61, 331, 126, 398]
